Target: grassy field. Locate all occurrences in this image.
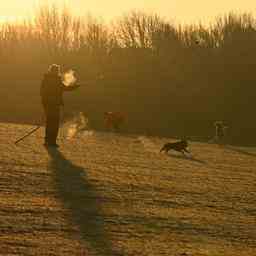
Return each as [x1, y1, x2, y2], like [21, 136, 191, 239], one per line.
[0, 122, 255, 255]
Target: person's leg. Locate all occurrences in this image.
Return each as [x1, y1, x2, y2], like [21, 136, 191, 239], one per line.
[43, 104, 51, 144]
[53, 107, 60, 144]
[48, 106, 60, 145]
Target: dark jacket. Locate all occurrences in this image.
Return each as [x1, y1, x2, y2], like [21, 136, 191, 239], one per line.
[40, 73, 78, 107]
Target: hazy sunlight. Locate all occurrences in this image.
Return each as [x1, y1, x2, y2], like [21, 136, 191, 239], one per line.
[0, 0, 256, 24]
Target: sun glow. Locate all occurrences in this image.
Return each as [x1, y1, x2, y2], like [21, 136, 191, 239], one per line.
[0, 0, 256, 25]
[0, 15, 24, 24]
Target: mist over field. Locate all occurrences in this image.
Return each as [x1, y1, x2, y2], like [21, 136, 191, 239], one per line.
[0, 6, 256, 145]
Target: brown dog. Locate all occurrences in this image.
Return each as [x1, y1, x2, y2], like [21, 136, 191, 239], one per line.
[104, 112, 126, 131]
[160, 140, 190, 155]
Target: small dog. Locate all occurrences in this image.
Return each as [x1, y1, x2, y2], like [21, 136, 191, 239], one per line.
[160, 140, 190, 155]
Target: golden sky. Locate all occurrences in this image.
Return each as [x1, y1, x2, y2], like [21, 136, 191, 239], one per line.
[0, 0, 256, 24]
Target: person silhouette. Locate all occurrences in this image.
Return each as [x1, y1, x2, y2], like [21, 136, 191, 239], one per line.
[214, 121, 228, 143]
[40, 64, 80, 147]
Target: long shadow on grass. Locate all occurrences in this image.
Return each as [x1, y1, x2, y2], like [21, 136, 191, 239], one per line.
[46, 148, 119, 256]
[167, 154, 207, 164]
[225, 145, 256, 158]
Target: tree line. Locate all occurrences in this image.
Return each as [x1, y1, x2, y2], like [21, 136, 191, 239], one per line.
[1, 6, 256, 145]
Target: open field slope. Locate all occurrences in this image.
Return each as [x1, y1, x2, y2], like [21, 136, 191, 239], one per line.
[0, 122, 255, 256]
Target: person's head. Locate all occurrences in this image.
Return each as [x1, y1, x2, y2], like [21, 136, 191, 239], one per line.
[48, 64, 61, 76]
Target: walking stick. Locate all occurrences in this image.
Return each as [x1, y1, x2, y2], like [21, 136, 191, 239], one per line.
[15, 126, 41, 145]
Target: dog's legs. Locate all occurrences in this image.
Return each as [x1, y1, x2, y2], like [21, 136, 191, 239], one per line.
[184, 148, 190, 154]
[160, 146, 168, 153]
[164, 149, 169, 154]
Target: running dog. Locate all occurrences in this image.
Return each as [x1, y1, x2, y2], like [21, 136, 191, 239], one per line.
[160, 140, 190, 155]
